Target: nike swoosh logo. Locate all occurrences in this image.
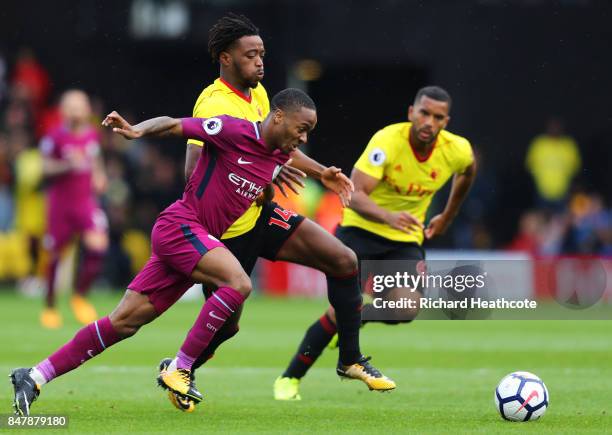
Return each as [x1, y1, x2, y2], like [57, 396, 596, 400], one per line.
[237, 157, 253, 165]
[87, 349, 95, 358]
[209, 311, 226, 321]
[514, 390, 540, 414]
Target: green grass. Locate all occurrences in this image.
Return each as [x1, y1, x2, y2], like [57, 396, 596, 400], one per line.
[0, 290, 611, 434]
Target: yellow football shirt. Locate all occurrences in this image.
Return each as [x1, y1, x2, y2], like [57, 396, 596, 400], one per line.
[14, 148, 46, 237]
[342, 122, 474, 244]
[188, 78, 270, 239]
[525, 135, 580, 201]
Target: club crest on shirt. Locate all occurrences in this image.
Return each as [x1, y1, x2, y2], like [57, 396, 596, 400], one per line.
[368, 148, 386, 166]
[203, 117, 223, 135]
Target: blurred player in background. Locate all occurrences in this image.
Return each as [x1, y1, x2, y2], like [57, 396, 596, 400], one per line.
[160, 13, 394, 412]
[39, 89, 108, 329]
[275, 86, 477, 400]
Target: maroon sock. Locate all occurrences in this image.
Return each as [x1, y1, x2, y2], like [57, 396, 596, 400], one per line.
[76, 249, 105, 296]
[176, 287, 245, 370]
[192, 323, 240, 371]
[45, 258, 59, 308]
[35, 316, 121, 382]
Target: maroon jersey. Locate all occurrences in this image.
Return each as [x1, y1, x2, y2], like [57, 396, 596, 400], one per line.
[40, 125, 100, 208]
[160, 116, 289, 238]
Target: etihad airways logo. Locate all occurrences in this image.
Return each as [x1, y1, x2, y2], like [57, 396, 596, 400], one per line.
[228, 173, 264, 200]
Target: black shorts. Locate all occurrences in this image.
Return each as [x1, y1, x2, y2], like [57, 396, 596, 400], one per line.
[335, 225, 425, 262]
[222, 201, 305, 275]
[336, 225, 425, 297]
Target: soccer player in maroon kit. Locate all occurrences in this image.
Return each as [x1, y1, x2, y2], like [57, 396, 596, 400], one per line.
[39, 90, 108, 329]
[10, 89, 392, 416]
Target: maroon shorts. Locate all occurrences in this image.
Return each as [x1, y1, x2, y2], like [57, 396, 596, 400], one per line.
[128, 216, 225, 314]
[45, 205, 107, 253]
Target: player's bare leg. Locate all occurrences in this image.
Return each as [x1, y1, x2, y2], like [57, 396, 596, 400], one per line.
[11, 289, 159, 415]
[273, 219, 395, 397]
[71, 228, 109, 325]
[158, 247, 251, 405]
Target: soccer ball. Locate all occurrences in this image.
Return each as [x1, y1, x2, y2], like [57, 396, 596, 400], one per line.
[494, 371, 549, 421]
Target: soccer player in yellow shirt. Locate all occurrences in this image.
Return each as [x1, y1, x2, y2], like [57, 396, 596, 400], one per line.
[160, 14, 395, 412]
[275, 86, 477, 400]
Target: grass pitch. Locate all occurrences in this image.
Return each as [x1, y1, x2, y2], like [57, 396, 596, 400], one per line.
[1, 290, 611, 434]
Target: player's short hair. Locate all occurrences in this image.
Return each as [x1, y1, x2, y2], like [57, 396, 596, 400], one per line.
[208, 13, 259, 62]
[271, 89, 316, 114]
[414, 86, 452, 109]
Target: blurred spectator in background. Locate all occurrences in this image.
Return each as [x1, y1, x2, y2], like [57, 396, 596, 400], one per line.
[507, 210, 546, 256]
[12, 128, 46, 294]
[0, 132, 13, 230]
[11, 48, 50, 126]
[507, 209, 568, 256]
[526, 117, 581, 212]
[508, 192, 612, 257]
[563, 192, 612, 256]
[0, 50, 7, 106]
[130, 143, 183, 230]
[3, 87, 34, 133]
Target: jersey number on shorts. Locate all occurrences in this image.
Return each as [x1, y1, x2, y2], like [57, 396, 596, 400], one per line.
[268, 207, 297, 230]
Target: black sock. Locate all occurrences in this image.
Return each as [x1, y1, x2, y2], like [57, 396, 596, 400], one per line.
[327, 272, 362, 365]
[192, 323, 240, 371]
[361, 303, 417, 325]
[283, 313, 337, 379]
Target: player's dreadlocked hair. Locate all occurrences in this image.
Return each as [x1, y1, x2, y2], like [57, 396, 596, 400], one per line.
[271, 88, 316, 113]
[414, 85, 452, 109]
[208, 13, 259, 62]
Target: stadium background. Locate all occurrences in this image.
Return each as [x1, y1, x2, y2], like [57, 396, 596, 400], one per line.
[0, 1, 611, 432]
[1, 0, 610, 288]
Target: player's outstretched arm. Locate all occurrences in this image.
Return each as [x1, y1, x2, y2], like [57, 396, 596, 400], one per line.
[425, 160, 477, 239]
[102, 111, 182, 140]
